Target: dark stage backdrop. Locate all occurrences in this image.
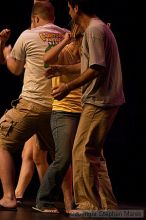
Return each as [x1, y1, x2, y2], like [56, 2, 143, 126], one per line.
[0, 0, 145, 204]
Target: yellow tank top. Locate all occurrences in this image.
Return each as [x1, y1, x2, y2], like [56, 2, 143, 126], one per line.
[52, 42, 82, 113]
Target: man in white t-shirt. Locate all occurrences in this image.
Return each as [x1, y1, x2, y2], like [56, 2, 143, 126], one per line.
[0, 2, 68, 210]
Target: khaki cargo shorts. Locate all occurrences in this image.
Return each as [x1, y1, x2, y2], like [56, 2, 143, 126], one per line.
[0, 98, 55, 157]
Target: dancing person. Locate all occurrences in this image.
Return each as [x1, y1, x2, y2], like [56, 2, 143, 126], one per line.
[15, 0, 51, 207]
[15, 0, 72, 209]
[34, 21, 118, 213]
[0, 2, 68, 210]
[33, 22, 82, 213]
[51, 0, 125, 211]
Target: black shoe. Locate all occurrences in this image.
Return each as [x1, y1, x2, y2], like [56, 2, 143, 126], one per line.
[16, 198, 24, 207]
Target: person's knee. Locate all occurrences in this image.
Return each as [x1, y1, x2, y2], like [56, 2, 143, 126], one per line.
[21, 148, 33, 161]
[33, 152, 47, 166]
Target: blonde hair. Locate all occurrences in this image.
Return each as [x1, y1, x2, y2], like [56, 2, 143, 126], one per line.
[31, 1, 54, 21]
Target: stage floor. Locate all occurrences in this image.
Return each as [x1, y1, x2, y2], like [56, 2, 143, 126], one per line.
[0, 200, 145, 220]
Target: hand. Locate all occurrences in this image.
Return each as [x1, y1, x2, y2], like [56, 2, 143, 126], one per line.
[45, 64, 67, 79]
[0, 29, 11, 44]
[63, 32, 72, 44]
[3, 45, 12, 59]
[45, 65, 62, 79]
[51, 83, 69, 100]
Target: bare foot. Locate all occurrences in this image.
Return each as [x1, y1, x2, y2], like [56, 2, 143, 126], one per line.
[0, 197, 17, 208]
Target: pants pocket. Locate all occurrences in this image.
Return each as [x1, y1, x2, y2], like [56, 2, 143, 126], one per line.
[0, 115, 13, 136]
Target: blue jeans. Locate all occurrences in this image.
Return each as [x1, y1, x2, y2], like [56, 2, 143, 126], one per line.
[36, 111, 80, 208]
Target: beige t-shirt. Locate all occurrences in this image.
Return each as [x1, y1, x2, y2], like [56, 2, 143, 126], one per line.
[81, 18, 125, 107]
[11, 24, 68, 107]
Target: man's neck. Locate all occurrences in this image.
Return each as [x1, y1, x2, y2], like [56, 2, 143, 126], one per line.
[37, 19, 54, 27]
[79, 14, 97, 31]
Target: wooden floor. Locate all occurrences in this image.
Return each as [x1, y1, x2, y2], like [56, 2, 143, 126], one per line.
[0, 199, 145, 220]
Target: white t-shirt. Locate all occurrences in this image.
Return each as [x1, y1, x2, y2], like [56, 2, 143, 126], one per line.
[11, 23, 69, 107]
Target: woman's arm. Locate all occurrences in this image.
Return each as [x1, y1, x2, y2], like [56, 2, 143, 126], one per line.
[44, 32, 71, 65]
[45, 63, 81, 79]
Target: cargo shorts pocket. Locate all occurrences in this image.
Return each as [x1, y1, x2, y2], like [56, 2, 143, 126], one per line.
[0, 116, 14, 137]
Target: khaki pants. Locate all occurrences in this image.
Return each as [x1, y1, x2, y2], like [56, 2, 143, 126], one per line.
[0, 98, 54, 158]
[98, 150, 118, 209]
[72, 104, 119, 210]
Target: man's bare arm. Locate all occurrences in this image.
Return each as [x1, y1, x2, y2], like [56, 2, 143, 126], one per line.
[52, 65, 105, 100]
[3, 45, 25, 76]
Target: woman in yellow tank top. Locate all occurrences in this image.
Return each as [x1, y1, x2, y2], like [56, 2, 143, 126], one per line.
[35, 22, 118, 212]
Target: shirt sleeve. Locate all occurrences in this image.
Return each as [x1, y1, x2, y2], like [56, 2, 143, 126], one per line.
[11, 32, 26, 61]
[86, 25, 105, 68]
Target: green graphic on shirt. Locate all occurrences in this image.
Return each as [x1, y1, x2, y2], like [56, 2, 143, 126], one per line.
[44, 44, 55, 68]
